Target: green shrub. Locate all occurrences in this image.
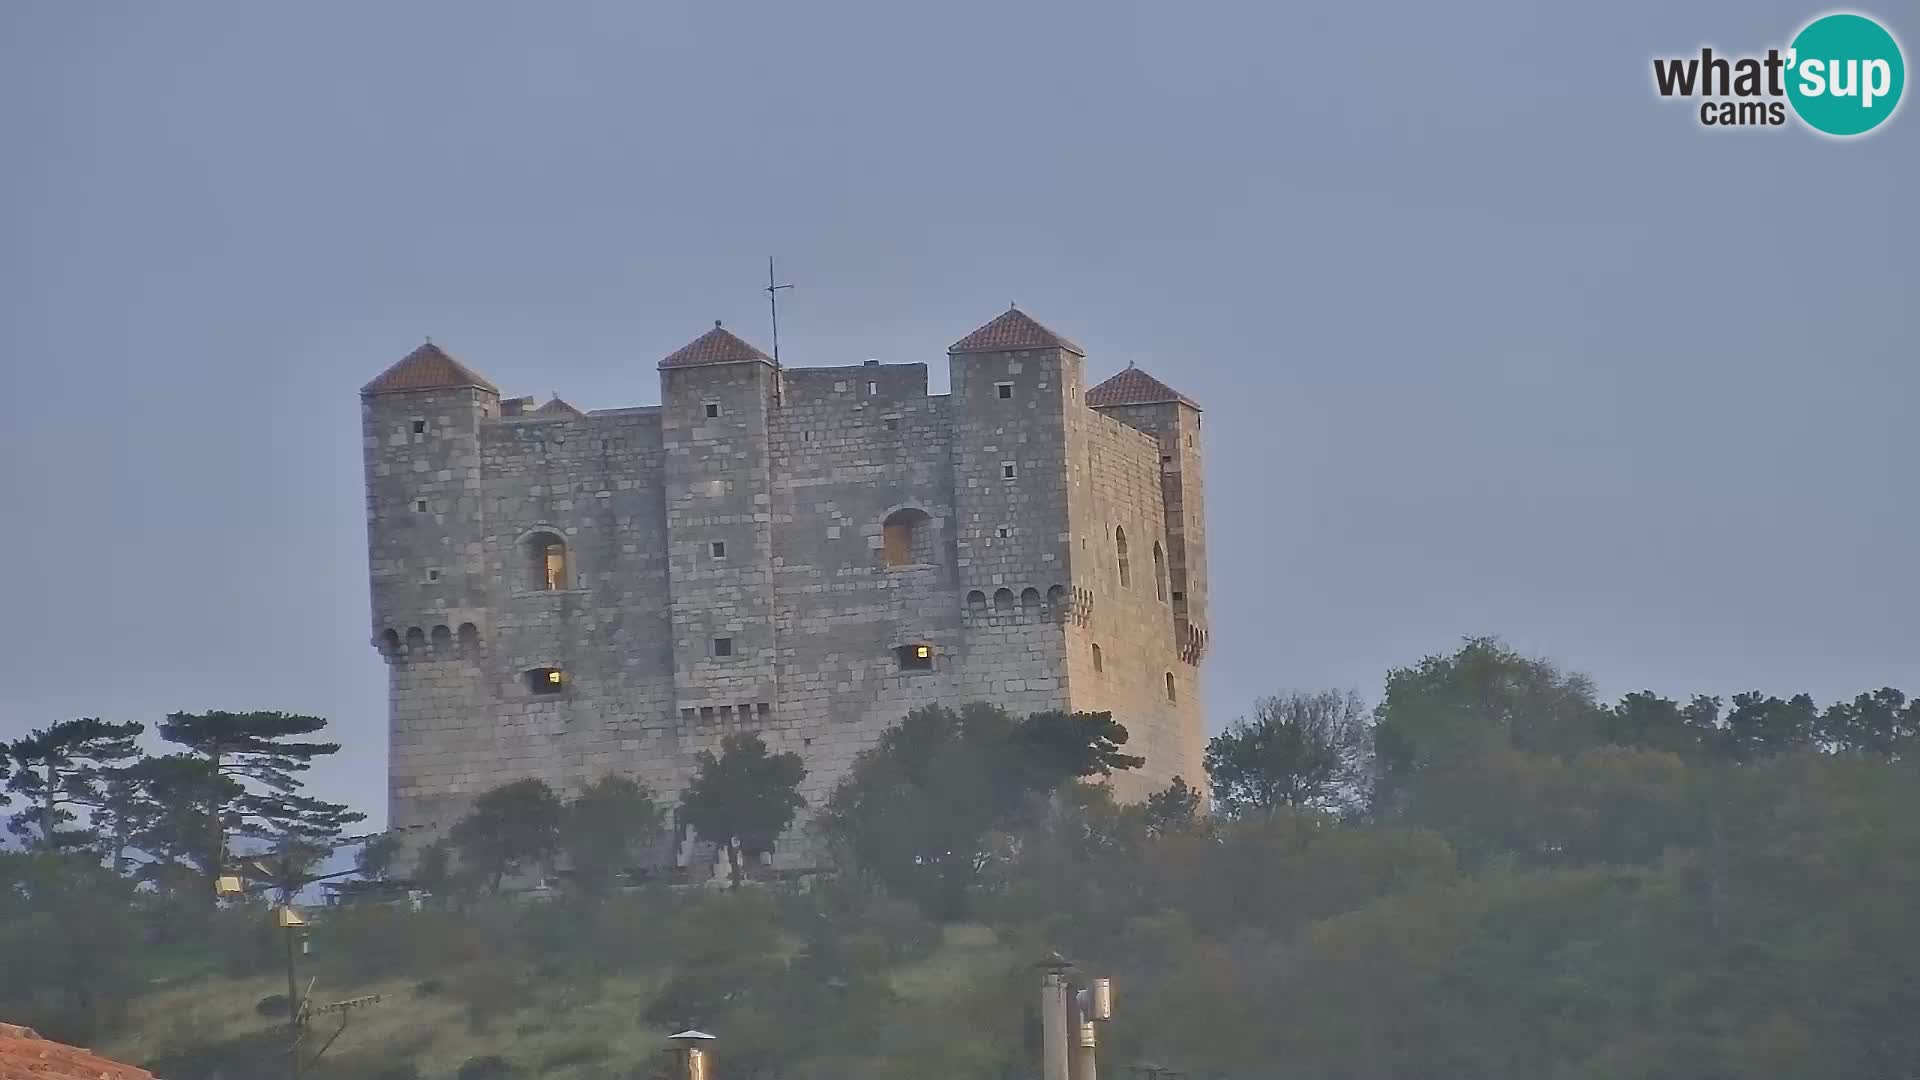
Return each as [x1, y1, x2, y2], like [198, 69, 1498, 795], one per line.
[538, 1038, 610, 1071]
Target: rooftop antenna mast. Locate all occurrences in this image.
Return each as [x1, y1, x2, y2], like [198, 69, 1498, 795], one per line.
[766, 256, 793, 369]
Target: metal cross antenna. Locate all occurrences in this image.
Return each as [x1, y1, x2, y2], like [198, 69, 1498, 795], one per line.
[766, 256, 793, 367]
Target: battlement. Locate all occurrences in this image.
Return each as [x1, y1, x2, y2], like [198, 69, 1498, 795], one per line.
[361, 306, 1211, 863]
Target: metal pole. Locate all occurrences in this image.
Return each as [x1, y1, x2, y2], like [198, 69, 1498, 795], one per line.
[285, 925, 301, 1080]
[1041, 968, 1071, 1080]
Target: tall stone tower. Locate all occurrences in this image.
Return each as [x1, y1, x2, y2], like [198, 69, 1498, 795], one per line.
[360, 308, 1208, 864]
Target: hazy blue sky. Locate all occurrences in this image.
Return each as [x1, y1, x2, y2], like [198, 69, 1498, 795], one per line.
[3, 2, 1914, 825]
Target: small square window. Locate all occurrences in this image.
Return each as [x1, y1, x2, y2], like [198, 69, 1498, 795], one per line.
[1001, 462, 1017, 480]
[710, 541, 726, 559]
[895, 643, 934, 671]
[411, 419, 427, 434]
[528, 667, 565, 694]
[867, 381, 878, 395]
[996, 525, 1011, 539]
[414, 499, 429, 513]
[1161, 454, 1173, 464]
[996, 382, 1014, 399]
[713, 637, 733, 657]
[425, 568, 442, 582]
[884, 417, 898, 431]
[704, 402, 720, 418]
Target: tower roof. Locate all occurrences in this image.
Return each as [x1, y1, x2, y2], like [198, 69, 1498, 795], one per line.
[362, 342, 500, 396]
[948, 307, 1085, 356]
[533, 395, 584, 418]
[1085, 366, 1201, 410]
[660, 322, 774, 370]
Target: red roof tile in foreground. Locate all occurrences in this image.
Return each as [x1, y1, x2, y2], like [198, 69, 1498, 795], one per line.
[361, 342, 501, 396]
[948, 307, 1085, 356]
[659, 323, 774, 370]
[0, 1023, 156, 1079]
[1085, 366, 1200, 410]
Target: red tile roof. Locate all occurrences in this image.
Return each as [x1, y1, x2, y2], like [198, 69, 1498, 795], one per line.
[949, 307, 1085, 356]
[0, 1023, 156, 1079]
[361, 343, 501, 396]
[660, 323, 774, 370]
[1085, 366, 1200, 410]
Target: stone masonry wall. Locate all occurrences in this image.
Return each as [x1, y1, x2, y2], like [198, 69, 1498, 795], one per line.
[365, 336, 1206, 865]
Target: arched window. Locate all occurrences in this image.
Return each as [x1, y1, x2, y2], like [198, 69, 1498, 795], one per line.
[405, 627, 426, 654]
[379, 629, 401, 657]
[457, 623, 480, 649]
[1092, 644, 1104, 673]
[1115, 527, 1131, 589]
[528, 531, 569, 591]
[966, 590, 988, 616]
[1020, 587, 1041, 616]
[1165, 672, 1177, 702]
[1046, 584, 1065, 617]
[1153, 542, 1168, 602]
[430, 624, 452, 650]
[993, 588, 1015, 613]
[882, 508, 934, 567]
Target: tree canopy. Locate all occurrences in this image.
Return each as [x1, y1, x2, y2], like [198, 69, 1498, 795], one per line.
[680, 733, 807, 889]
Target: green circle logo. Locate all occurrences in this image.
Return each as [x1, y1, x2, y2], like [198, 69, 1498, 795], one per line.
[1787, 13, 1905, 136]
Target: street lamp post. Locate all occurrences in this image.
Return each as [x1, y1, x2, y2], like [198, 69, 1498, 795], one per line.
[215, 857, 362, 1080]
[1038, 954, 1117, 1080]
[667, 1029, 718, 1080]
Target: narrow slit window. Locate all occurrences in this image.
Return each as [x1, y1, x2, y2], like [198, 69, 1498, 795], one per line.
[1092, 644, 1104, 673]
[867, 381, 878, 395]
[1165, 672, 1177, 702]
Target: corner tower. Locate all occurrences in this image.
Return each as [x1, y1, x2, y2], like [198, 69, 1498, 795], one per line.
[361, 343, 502, 834]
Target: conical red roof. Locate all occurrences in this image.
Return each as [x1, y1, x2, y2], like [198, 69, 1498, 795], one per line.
[361, 342, 500, 396]
[1086, 366, 1200, 410]
[949, 307, 1084, 356]
[660, 322, 774, 369]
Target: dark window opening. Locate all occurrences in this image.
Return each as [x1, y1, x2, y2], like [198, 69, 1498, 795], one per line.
[896, 643, 935, 671]
[713, 637, 733, 657]
[1002, 462, 1017, 479]
[426, 568, 441, 582]
[528, 667, 565, 694]
[1153, 542, 1168, 602]
[412, 419, 427, 434]
[1092, 644, 1104, 672]
[996, 382, 1014, 399]
[1166, 672, 1178, 702]
[414, 499, 429, 513]
[704, 402, 720, 418]
[884, 417, 898, 431]
[1116, 527, 1132, 588]
[710, 541, 727, 559]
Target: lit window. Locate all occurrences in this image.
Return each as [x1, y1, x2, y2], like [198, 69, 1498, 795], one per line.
[882, 508, 931, 567]
[710, 541, 726, 559]
[713, 637, 733, 657]
[528, 532, 569, 591]
[896, 643, 934, 671]
[528, 668, 565, 694]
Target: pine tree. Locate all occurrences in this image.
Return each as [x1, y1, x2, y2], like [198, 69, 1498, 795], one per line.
[5, 718, 145, 850]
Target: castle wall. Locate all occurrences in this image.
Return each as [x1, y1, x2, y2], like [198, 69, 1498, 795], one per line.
[364, 324, 1208, 862]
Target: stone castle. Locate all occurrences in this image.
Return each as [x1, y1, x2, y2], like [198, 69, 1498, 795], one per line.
[362, 306, 1210, 863]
